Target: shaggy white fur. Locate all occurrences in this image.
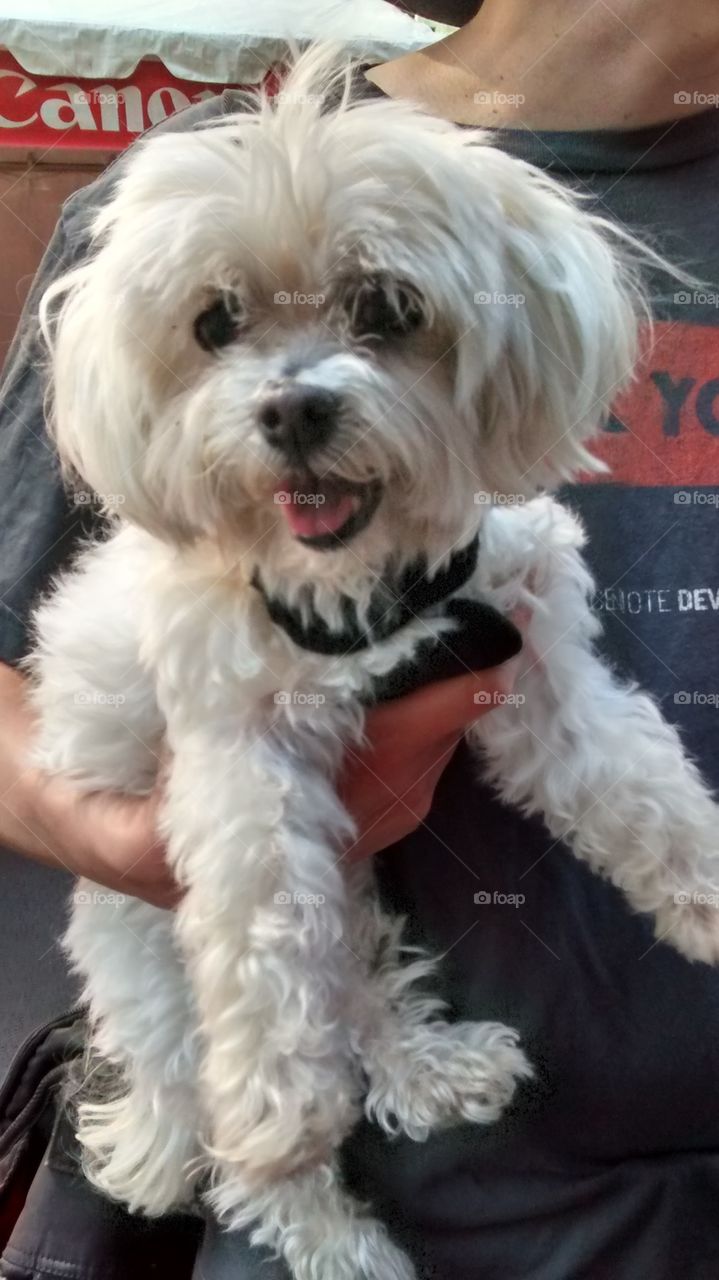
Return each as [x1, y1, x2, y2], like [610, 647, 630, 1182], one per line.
[28, 44, 719, 1280]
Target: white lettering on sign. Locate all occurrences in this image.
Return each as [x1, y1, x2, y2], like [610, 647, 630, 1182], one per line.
[0, 68, 38, 128]
[40, 82, 97, 131]
[91, 84, 145, 134]
[147, 86, 191, 125]
[0, 66, 226, 139]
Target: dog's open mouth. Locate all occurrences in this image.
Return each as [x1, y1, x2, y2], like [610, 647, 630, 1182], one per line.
[273, 475, 382, 549]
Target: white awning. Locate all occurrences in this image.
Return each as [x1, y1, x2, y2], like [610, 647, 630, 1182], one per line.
[0, 0, 429, 84]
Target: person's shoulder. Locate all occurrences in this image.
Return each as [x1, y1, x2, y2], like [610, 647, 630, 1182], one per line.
[141, 89, 247, 138]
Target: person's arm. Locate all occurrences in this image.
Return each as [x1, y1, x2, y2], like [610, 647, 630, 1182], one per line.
[0, 655, 520, 907]
[0, 660, 174, 905]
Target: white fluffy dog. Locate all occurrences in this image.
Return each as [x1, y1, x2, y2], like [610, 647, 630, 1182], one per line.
[29, 45, 719, 1280]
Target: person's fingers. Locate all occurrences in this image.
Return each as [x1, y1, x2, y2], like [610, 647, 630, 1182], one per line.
[125, 871, 181, 910]
[69, 783, 175, 901]
[364, 653, 522, 744]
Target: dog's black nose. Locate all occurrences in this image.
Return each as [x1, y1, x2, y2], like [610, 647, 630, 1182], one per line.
[257, 382, 339, 461]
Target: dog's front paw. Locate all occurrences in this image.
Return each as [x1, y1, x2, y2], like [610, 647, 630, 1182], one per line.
[365, 1020, 533, 1141]
[287, 1224, 417, 1280]
[655, 890, 719, 965]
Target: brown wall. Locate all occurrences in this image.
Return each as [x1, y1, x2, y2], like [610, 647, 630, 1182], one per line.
[0, 157, 106, 370]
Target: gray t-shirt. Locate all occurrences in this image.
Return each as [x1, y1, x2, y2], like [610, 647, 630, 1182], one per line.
[1, 80, 719, 1280]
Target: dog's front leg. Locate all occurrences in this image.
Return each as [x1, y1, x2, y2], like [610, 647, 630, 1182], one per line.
[162, 713, 362, 1185]
[29, 529, 203, 1215]
[473, 499, 719, 964]
[162, 718, 418, 1278]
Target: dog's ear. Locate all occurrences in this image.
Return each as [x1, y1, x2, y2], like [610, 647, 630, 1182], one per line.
[40, 251, 156, 529]
[453, 144, 644, 496]
[39, 211, 197, 543]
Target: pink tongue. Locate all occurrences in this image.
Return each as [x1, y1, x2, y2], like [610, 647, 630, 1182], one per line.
[275, 484, 358, 539]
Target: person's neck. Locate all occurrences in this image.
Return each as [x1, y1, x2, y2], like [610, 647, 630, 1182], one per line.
[369, 0, 719, 130]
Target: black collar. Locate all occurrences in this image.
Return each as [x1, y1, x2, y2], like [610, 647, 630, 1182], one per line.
[252, 536, 480, 657]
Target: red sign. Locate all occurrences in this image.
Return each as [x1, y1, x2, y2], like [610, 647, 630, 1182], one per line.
[0, 49, 269, 151]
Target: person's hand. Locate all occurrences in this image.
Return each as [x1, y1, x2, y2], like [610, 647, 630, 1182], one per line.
[0, 663, 177, 907]
[340, 653, 522, 859]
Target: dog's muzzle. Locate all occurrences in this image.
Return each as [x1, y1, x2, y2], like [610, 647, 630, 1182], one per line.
[257, 379, 383, 549]
[257, 381, 339, 466]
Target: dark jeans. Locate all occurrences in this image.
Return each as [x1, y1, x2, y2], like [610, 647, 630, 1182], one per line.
[0, 1012, 291, 1280]
[1, 1111, 292, 1280]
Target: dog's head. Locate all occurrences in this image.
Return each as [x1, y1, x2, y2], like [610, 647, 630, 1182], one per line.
[42, 45, 643, 602]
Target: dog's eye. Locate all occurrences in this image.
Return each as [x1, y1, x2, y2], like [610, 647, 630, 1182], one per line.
[194, 292, 245, 353]
[345, 275, 425, 342]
